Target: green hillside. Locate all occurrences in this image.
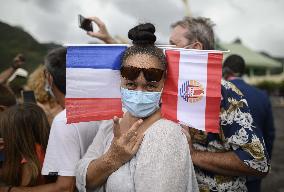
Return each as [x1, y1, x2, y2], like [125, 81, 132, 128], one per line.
[0, 21, 60, 73]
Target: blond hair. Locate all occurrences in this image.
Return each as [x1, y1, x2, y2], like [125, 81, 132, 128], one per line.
[27, 65, 53, 103]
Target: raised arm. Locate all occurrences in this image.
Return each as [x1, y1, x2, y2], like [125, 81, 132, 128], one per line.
[0, 54, 25, 84]
[1, 176, 75, 192]
[86, 16, 117, 44]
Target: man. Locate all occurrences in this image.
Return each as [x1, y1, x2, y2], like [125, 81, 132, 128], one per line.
[223, 54, 275, 192]
[1, 47, 111, 192]
[84, 16, 269, 191]
[169, 17, 269, 191]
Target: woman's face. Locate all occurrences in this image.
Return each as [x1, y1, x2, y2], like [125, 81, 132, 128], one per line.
[121, 54, 165, 92]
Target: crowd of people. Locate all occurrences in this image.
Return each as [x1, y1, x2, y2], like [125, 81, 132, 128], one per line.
[0, 16, 275, 192]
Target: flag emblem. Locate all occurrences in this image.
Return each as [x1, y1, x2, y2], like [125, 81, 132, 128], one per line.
[180, 80, 204, 103]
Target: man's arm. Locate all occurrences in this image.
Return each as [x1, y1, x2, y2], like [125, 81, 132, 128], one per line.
[182, 129, 267, 177]
[191, 151, 266, 176]
[0, 54, 25, 84]
[0, 67, 16, 84]
[8, 176, 75, 192]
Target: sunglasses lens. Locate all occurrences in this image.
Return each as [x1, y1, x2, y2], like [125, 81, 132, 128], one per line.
[120, 66, 140, 80]
[121, 66, 164, 82]
[143, 68, 164, 82]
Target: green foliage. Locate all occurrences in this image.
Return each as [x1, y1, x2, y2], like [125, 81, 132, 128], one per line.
[279, 80, 284, 95]
[256, 80, 284, 96]
[0, 21, 60, 73]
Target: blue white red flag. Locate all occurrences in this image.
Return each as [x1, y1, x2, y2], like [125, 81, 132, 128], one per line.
[66, 45, 127, 124]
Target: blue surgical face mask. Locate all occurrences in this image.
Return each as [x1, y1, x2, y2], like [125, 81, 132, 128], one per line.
[121, 87, 162, 118]
[44, 80, 55, 98]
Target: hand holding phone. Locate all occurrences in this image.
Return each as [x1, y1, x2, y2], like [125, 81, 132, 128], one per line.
[78, 14, 93, 32]
[12, 53, 25, 69]
[82, 16, 117, 44]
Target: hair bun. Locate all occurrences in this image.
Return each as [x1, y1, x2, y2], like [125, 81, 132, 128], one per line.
[128, 23, 156, 45]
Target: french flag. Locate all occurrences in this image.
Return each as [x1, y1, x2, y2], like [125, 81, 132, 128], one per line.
[161, 49, 223, 133]
[65, 45, 127, 124]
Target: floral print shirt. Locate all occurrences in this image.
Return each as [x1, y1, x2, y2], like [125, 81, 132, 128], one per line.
[190, 80, 269, 192]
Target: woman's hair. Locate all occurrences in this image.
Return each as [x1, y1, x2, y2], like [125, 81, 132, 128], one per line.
[27, 65, 56, 104]
[122, 23, 167, 69]
[0, 103, 50, 186]
[0, 84, 16, 108]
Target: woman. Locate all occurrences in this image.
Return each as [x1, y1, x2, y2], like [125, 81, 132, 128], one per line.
[0, 103, 50, 186]
[26, 65, 63, 124]
[76, 23, 199, 192]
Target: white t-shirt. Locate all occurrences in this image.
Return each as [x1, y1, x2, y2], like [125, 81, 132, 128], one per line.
[42, 109, 113, 176]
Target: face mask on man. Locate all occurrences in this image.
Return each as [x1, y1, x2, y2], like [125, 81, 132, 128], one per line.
[44, 80, 55, 98]
[121, 87, 161, 118]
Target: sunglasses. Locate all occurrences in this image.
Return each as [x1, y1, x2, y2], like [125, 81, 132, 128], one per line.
[120, 66, 165, 82]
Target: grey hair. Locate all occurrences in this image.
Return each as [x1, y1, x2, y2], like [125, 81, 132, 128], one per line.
[171, 17, 215, 50]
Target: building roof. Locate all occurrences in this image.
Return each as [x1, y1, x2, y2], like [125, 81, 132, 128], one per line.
[219, 42, 282, 68]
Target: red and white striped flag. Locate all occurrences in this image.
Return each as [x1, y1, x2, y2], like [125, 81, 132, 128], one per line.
[161, 49, 223, 133]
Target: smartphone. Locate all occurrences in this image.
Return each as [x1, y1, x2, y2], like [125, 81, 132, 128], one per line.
[22, 90, 36, 103]
[78, 14, 93, 32]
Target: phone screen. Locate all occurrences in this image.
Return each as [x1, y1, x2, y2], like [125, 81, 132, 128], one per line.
[22, 90, 36, 103]
[78, 14, 93, 32]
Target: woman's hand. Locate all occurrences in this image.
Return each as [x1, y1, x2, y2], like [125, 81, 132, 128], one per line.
[107, 117, 144, 167]
[84, 117, 144, 189]
[86, 16, 117, 44]
[12, 53, 25, 69]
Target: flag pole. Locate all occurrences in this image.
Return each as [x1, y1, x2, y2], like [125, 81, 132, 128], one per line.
[182, 0, 191, 16]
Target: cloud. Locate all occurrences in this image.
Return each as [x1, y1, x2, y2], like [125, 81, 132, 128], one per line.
[0, 0, 283, 56]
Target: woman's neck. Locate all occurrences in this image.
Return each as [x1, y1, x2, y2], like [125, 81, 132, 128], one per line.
[120, 109, 162, 134]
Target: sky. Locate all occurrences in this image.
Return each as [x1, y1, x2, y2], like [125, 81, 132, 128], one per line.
[0, 0, 283, 57]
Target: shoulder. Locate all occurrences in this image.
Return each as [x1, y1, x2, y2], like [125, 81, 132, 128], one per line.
[221, 80, 249, 109]
[146, 119, 182, 135]
[221, 80, 244, 97]
[52, 109, 66, 124]
[93, 119, 114, 140]
[142, 119, 185, 146]
[50, 110, 111, 137]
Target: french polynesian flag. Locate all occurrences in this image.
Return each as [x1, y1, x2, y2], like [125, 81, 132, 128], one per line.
[161, 49, 223, 133]
[65, 45, 127, 124]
